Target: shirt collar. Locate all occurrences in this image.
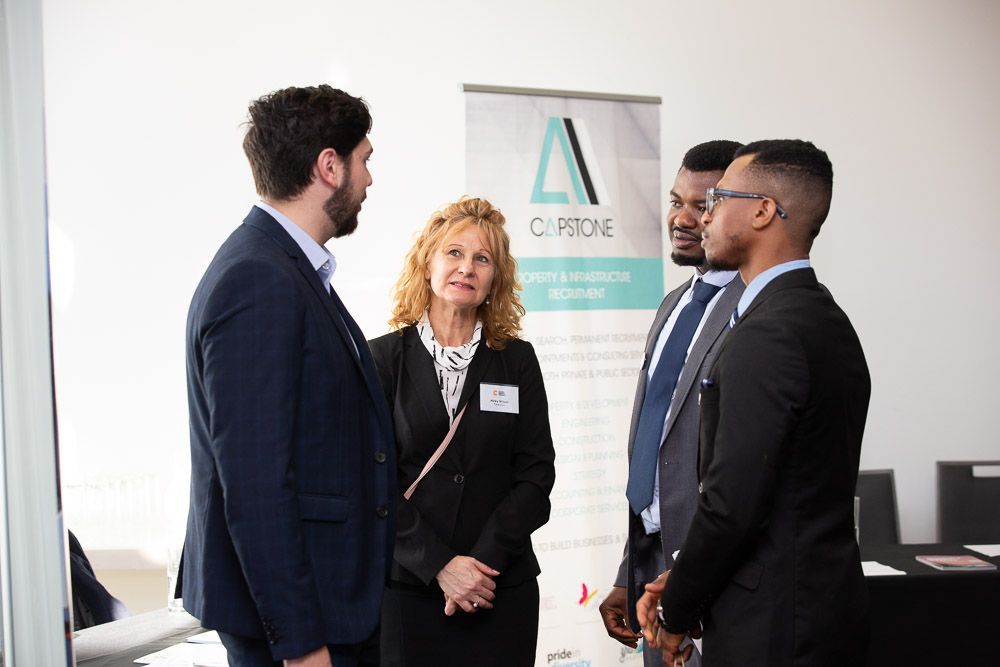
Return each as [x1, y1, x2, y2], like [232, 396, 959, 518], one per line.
[256, 201, 338, 285]
[736, 258, 812, 317]
[692, 267, 739, 289]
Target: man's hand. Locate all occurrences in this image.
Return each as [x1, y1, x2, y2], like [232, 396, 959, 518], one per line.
[635, 570, 668, 646]
[598, 586, 640, 648]
[636, 570, 701, 665]
[284, 645, 332, 667]
[435, 555, 499, 615]
[656, 624, 697, 665]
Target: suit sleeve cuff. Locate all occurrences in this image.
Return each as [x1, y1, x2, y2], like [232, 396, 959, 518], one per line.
[614, 551, 629, 588]
[660, 568, 708, 635]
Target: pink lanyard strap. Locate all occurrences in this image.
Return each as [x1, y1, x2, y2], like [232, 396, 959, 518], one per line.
[403, 404, 468, 501]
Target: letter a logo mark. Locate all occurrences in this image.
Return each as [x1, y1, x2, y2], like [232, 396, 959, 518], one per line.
[530, 117, 609, 206]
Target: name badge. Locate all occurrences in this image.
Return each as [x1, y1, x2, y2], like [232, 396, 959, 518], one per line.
[480, 383, 519, 414]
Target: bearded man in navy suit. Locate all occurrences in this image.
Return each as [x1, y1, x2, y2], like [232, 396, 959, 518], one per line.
[181, 85, 395, 667]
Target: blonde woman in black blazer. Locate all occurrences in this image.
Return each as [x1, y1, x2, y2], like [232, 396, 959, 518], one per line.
[369, 197, 555, 667]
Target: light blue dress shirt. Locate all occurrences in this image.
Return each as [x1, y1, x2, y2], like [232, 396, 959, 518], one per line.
[735, 259, 812, 320]
[255, 201, 359, 358]
[256, 201, 338, 291]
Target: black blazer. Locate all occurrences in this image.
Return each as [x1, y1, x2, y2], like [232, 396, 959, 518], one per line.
[182, 207, 396, 659]
[369, 326, 556, 589]
[661, 268, 871, 665]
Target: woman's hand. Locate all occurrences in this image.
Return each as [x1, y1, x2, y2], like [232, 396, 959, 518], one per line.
[435, 555, 500, 615]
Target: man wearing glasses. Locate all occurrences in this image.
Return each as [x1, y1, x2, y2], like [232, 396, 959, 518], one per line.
[636, 140, 871, 665]
[598, 140, 743, 667]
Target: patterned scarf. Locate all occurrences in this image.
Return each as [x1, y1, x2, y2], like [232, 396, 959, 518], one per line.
[417, 316, 483, 424]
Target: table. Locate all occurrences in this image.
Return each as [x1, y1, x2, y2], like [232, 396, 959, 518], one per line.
[863, 543, 1000, 665]
[72, 547, 1000, 666]
[74, 607, 203, 667]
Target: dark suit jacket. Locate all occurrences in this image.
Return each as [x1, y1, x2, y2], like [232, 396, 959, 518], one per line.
[615, 274, 744, 634]
[661, 268, 871, 666]
[369, 326, 555, 589]
[182, 206, 396, 660]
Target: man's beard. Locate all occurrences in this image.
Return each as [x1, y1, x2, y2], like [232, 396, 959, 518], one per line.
[323, 180, 361, 239]
[707, 258, 738, 271]
[670, 251, 705, 267]
[705, 251, 739, 271]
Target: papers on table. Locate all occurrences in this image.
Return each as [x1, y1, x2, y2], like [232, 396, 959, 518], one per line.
[965, 544, 1000, 558]
[862, 561, 906, 576]
[134, 632, 225, 665]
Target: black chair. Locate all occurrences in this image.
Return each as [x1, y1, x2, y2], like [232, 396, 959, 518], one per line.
[68, 530, 128, 629]
[937, 461, 1000, 543]
[855, 469, 900, 545]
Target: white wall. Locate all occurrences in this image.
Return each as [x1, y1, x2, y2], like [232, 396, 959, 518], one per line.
[43, 0, 1000, 567]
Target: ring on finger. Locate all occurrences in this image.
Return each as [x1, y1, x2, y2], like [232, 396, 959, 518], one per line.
[472, 599, 479, 608]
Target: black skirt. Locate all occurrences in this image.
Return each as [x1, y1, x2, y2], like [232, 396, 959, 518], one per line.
[380, 578, 539, 667]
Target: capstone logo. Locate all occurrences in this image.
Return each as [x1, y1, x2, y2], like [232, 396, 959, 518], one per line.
[531, 117, 609, 206]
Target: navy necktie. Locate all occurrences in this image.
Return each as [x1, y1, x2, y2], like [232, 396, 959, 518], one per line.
[626, 279, 723, 514]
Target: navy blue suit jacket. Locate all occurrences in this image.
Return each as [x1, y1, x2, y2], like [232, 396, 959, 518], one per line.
[181, 206, 396, 660]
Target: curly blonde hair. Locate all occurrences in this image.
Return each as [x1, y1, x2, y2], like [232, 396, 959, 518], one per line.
[389, 197, 524, 350]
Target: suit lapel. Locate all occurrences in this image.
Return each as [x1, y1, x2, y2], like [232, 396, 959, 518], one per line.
[444, 341, 493, 468]
[662, 276, 744, 439]
[645, 283, 688, 361]
[736, 267, 818, 327]
[328, 287, 393, 426]
[243, 207, 389, 426]
[401, 327, 451, 433]
[627, 279, 690, 458]
[455, 341, 494, 415]
[244, 207, 362, 366]
[400, 326, 493, 469]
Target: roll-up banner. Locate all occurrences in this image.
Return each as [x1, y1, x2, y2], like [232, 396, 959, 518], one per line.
[465, 84, 661, 666]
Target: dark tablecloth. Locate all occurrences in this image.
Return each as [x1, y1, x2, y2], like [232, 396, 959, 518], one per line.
[863, 543, 1000, 666]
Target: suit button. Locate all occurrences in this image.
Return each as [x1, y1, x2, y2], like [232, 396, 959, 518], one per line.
[376, 505, 388, 518]
[698, 482, 704, 494]
[375, 451, 386, 463]
[453, 474, 464, 484]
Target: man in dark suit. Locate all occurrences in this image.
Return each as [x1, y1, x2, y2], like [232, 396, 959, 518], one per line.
[181, 85, 396, 667]
[638, 140, 871, 665]
[598, 140, 744, 667]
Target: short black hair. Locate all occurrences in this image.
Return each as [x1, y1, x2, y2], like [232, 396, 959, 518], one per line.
[680, 140, 743, 173]
[243, 85, 372, 201]
[736, 139, 833, 237]
[735, 139, 833, 185]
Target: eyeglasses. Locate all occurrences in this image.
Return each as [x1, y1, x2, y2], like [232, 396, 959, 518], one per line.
[706, 187, 788, 220]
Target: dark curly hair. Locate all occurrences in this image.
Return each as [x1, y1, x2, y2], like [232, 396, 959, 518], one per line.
[680, 140, 743, 173]
[242, 85, 371, 201]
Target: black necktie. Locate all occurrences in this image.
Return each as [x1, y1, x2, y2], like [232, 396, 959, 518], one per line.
[626, 279, 723, 514]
